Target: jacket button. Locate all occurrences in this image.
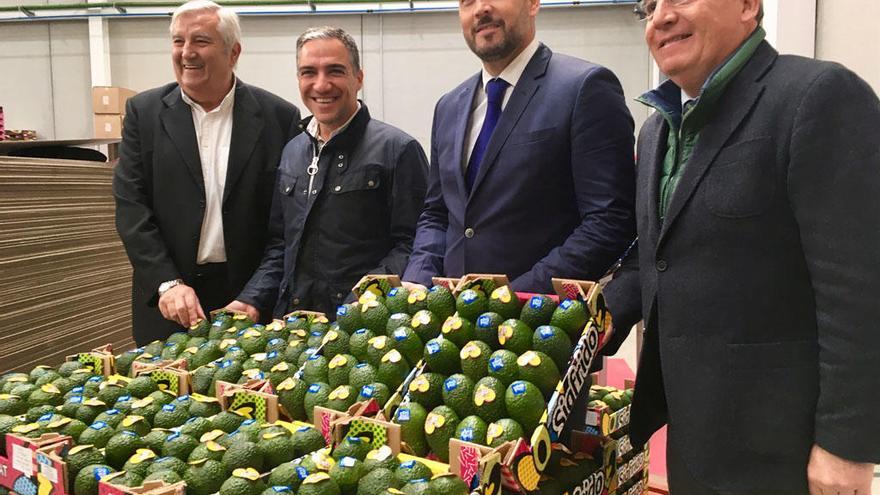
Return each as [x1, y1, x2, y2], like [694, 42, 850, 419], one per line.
[336, 292, 343, 299]
[656, 259, 668, 272]
[367, 180, 375, 187]
[292, 298, 300, 305]
[284, 186, 291, 193]
[338, 155, 344, 160]
[334, 185, 341, 192]
[464, 228, 475, 239]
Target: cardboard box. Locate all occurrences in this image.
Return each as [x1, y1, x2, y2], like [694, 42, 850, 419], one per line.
[67, 344, 116, 377]
[0, 433, 73, 495]
[216, 379, 279, 423]
[91, 87, 136, 114]
[99, 479, 186, 495]
[94, 114, 123, 139]
[133, 362, 190, 396]
[351, 274, 401, 300]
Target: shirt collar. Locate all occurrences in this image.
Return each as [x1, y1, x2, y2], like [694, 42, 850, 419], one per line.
[481, 37, 540, 89]
[306, 101, 362, 145]
[181, 81, 236, 114]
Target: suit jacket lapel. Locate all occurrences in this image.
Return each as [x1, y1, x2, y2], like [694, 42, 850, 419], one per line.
[468, 44, 549, 200]
[452, 75, 480, 201]
[224, 80, 264, 204]
[658, 44, 776, 244]
[641, 116, 667, 248]
[160, 88, 204, 190]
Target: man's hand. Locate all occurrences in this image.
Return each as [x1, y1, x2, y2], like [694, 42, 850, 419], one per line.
[158, 283, 205, 327]
[808, 444, 874, 495]
[401, 281, 427, 293]
[226, 300, 260, 322]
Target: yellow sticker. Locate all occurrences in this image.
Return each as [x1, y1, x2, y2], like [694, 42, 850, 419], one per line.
[206, 441, 226, 452]
[243, 328, 262, 339]
[271, 362, 290, 372]
[233, 314, 248, 320]
[127, 449, 156, 464]
[242, 368, 262, 379]
[184, 347, 198, 355]
[84, 398, 107, 407]
[188, 459, 207, 466]
[409, 376, 430, 393]
[486, 423, 504, 444]
[303, 472, 331, 485]
[491, 286, 512, 304]
[424, 413, 446, 435]
[312, 452, 335, 471]
[367, 445, 393, 461]
[408, 290, 427, 304]
[262, 431, 287, 440]
[474, 385, 496, 406]
[40, 384, 60, 394]
[323, 331, 340, 344]
[12, 423, 40, 434]
[122, 415, 144, 427]
[276, 377, 298, 391]
[220, 339, 238, 350]
[291, 330, 307, 339]
[460, 342, 482, 359]
[517, 351, 541, 367]
[200, 430, 225, 443]
[329, 386, 350, 401]
[360, 298, 380, 310]
[191, 394, 220, 404]
[232, 468, 261, 481]
[6, 376, 27, 383]
[381, 350, 402, 364]
[251, 353, 267, 362]
[0, 394, 17, 400]
[71, 369, 92, 376]
[358, 291, 377, 305]
[314, 316, 330, 324]
[141, 353, 154, 359]
[47, 417, 71, 429]
[498, 325, 513, 345]
[69, 445, 94, 455]
[102, 472, 126, 482]
[266, 321, 282, 332]
[328, 355, 348, 370]
[369, 336, 387, 350]
[442, 317, 463, 334]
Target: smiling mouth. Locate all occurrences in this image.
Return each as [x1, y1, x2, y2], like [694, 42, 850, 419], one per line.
[182, 64, 204, 70]
[474, 22, 502, 35]
[312, 97, 338, 104]
[660, 34, 692, 48]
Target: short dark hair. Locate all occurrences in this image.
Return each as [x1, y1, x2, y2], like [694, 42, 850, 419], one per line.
[296, 26, 361, 72]
[756, 2, 764, 24]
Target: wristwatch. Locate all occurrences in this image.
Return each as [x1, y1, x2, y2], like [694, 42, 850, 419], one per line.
[158, 279, 184, 297]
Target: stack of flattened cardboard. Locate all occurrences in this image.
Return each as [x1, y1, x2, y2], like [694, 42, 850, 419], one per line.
[0, 155, 133, 373]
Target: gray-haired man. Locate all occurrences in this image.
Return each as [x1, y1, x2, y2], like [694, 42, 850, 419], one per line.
[227, 27, 428, 319]
[114, 0, 301, 344]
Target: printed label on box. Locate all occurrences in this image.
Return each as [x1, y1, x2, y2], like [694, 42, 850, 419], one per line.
[12, 444, 33, 476]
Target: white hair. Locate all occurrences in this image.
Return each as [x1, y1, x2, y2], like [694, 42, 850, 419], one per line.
[170, 0, 241, 52]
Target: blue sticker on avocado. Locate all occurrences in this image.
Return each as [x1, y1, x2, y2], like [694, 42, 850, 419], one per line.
[530, 297, 543, 309]
[489, 357, 504, 371]
[69, 396, 83, 404]
[90, 422, 108, 430]
[361, 386, 375, 398]
[88, 376, 102, 383]
[402, 460, 416, 469]
[93, 467, 111, 480]
[426, 342, 440, 355]
[512, 382, 527, 395]
[38, 413, 54, 422]
[162, 404, 175, 412]
[72, 386, 84, 393]
[242, 419, 256, 426]
[477, 315, 491, 328]
[397, 408, 411, 422]
[213, 321, 223, 327]
[166, 432, 180, 441]
[337, 306, 348, 316]
[308, 354, 320, 361]
[389, 288, 399, 297]
[267, 351, 278, 359]
[177, 395, 190, 402]
[295, 467, 309, 479]
[393, 329, 407, 341]
[462, 291, 477, 304]
[164, 342, 176, 347]
[228, 346, 241, 352]
[355, 363, 367, 369]
[105, 409, 119, 415]
[237, 329, 247, 337]
[560, 299, 573, 310]
[118, 395, 131, 402]
[271, 487, 291, 493]
[354, 329, 367, 335]
[539, 327, 554, 339]
[444, 378, 458, 392]
[121, 431, 137, 437]
[308, 384, 321, 393]
[459, 427, 475, 441]
[254, 324, 265, 330]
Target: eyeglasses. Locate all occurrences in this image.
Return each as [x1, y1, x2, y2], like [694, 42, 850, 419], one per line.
[633, 0, 696, 21]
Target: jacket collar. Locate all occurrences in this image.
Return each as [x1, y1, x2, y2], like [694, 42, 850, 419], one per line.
[298, 101, 371, 154]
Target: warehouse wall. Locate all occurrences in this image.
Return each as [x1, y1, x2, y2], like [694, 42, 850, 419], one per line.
[816, 0, 880, 94]
[3, 4, 649, 147]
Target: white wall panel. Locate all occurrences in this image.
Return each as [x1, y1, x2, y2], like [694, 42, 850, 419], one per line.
[0, 23, 54, 137]
[816, 0, 879, 94]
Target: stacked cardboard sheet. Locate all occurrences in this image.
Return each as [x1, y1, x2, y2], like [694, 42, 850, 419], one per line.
[0, 156, 133, 373]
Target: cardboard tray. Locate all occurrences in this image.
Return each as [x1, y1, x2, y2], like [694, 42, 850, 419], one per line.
[66, 344, 116, 377]
[215, 379, 279, 423]
[0, 433, 72, 495]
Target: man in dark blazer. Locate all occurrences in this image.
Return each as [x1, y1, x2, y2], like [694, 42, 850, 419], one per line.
[402, 0, 636, 293]
[605, 0, 880, 492]
[113, 0, 299, 345]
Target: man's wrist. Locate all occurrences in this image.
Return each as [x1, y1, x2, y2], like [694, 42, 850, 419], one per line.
[157, 279, 184, 297]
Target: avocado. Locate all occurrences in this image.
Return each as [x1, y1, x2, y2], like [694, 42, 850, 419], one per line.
[357, 468, 399, 495]
[327, 354, 357, 388]
[487, 286, 523, 320]
[333, 435, 372, 461]
[519, 295, 558, 329]
[322, 330, 351, 359]
[377, 350, 410, 392]
[303, 382, 331, 422]
[471, 377, 506, 424]
[532, 325, 573, 371]
[222, 440, 265, 473]
[184, 459, 228, 495]
[389, 327, 424, 366]
[348, 329, 376, 362]
[73, 464, 115, 495]
[393, 402, 428, 457]
[423, 338, 460, 376]
[385, 287, 411, 314]
[393, 460, 433, 485]
[277, 377, 309, 421]
[291, 425, 326, 457]
[486, 418, 525, 447]
[79, 421, 116, 448]
[473, 312, 503, 349]
[407, 373, 445, 410]
[359, 299, 391, 334]
[427, 473, 468, 495]
[303, 355, 330, 384]
[426, 286, 456, 321]
[336, 303, 363, 333]
[348, 364, 378, 392]
[64, 445, 106, 480]
[160, 432, 199, 460]
[441, 374, 475, 419]
[497, 319, 532, 355]
[454, 415, 488, 445]
[258, 428, 297, 469]
[505, 380, 546, 432]
[365, 336, 396, 368]
[212, 410, 247, 433]
[424, 405, 460, 462]
[440, 314, 476, 348]
[549, 299, 590, 340]
[153, 402, 190, 429]
[408, 310, 441, 343]
[104, 431, 146, 469]
[459, 340, 492, 382]
[219, 470, 267, 495]
[517, 351, 561, 398]
[330, 456, 365, 495]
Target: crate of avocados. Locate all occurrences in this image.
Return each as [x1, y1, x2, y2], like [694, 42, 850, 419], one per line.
[133, 363, 190, 397]
[374, 275, 614, 494]
[66, 345, 116, 378]
[99, 478, 186, 495]
[0, 432, 73, 495]
[326, 398, 403, 457]
[351, 274, 402, 300]
[216, 380, 279, 423]
[431, 277, 461, 291]
[570, 428, 649, 495]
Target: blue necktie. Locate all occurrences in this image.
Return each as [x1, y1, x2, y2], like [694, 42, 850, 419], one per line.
[466, 78, 509, 192]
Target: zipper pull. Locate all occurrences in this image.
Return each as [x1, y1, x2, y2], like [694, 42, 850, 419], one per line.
[306, 155, 319, 199]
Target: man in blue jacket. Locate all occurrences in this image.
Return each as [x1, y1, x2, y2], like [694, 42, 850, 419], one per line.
[402, 0, 636, 292]
[227, 27, 428, 319]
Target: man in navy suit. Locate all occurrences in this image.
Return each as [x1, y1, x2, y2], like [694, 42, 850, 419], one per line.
[402, 0, 636, 292]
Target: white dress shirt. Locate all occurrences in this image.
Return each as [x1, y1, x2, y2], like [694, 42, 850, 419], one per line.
[181, 84, 235, 264]
[463, 38, 541, 169]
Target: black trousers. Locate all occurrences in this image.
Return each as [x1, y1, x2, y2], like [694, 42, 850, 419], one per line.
[132, 262, 231, 346]
[666, 437, 808, 495]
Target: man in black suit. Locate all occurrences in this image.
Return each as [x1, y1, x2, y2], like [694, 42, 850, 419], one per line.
[605, 0, 880, 493]
[113, 0, 300, 345]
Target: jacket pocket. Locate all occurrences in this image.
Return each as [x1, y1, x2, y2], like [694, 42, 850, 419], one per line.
[328, 166, 382, 195]
[508, 127, 556, 146]
[727, 340, 818, 458]
[701, 137, 775, 218]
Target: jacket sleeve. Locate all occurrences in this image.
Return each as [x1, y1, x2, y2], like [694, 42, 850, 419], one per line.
[113, 98, 181, 305]
[369, 139, 429, 277]
[510, 66, 637, 293]
[235, 149, 291, 312]
[787, 65, 880, 463]
[403, 102, 449, 287]
[601, 242, 642, 356]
